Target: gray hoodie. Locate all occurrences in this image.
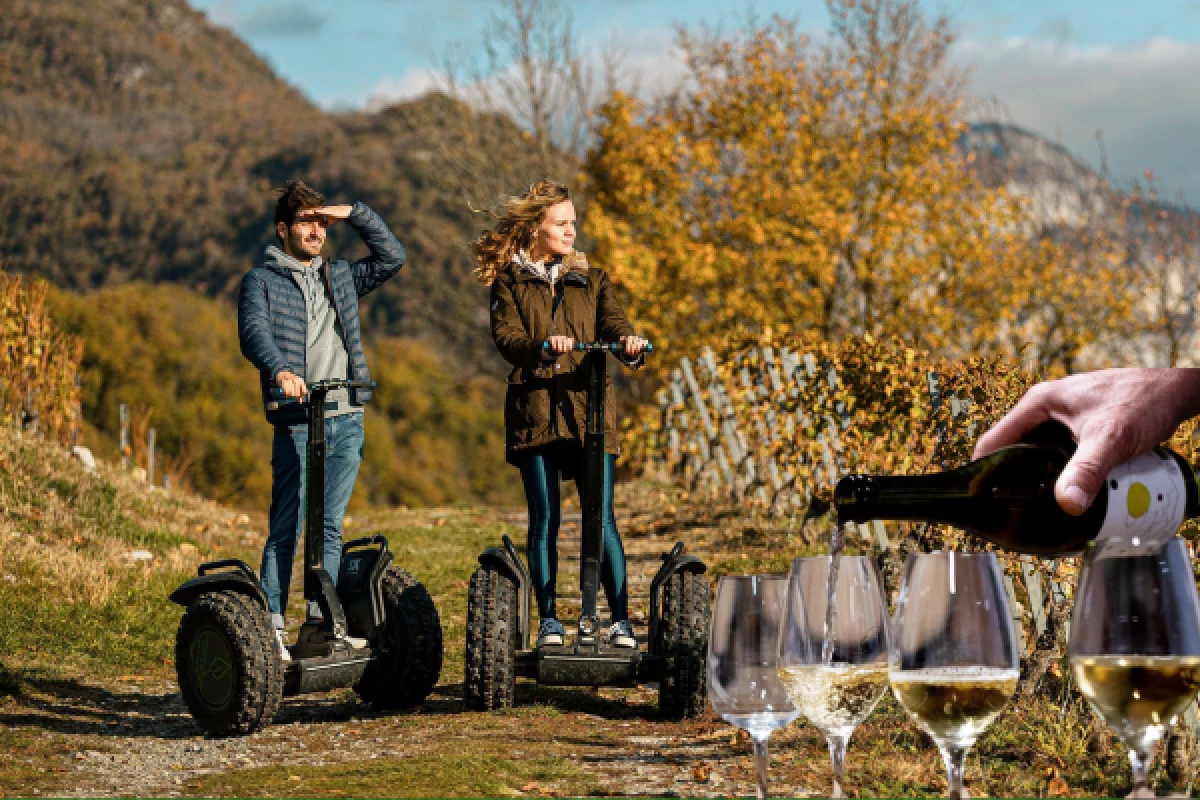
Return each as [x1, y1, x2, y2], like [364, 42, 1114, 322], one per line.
[263, 245, 359, 418]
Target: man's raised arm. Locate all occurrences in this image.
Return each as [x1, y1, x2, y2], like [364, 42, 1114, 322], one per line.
[340, 202, 405, 296]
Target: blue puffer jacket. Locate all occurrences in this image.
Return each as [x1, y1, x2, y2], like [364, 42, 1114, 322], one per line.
[237, 202, 405, 426]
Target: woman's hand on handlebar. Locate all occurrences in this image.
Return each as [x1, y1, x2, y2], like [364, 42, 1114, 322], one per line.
[275, 370, 307, 399]
[547, 335, 576, 355]
[620, 335, 649, 357]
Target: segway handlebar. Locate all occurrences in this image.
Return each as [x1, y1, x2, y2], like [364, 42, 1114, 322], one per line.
[270, 379, 377, 401]
[308, 379, 377, 392]
[541, 340, 654, 354]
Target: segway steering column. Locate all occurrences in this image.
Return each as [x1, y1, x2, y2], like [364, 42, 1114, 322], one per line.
[302, 379, 376, 637]
[541, 340, 652, 641]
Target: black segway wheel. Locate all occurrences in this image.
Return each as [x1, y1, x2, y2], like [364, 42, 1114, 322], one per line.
[355, 566, 443, 709]
[176, 590, 283, 736]
[657, 570, 711, 719]
[463, 563, 518, 711]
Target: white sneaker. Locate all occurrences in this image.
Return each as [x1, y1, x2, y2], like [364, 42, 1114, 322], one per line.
[607, 620, 637, 649]
[537, 618, 566, 647]
[274, 628, 292, 662]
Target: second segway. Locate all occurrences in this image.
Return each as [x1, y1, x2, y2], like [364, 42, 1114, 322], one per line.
[464, 342, 711, 718]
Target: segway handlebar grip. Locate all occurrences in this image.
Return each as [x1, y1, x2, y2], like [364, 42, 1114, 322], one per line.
[540, 340, 654, 354]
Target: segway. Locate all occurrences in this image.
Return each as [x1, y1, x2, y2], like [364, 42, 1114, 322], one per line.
[170, 379, 443, 736]
[464, 341, 711, 718]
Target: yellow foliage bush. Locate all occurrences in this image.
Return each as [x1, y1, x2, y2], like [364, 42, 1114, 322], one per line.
[0, 271, 82, 444]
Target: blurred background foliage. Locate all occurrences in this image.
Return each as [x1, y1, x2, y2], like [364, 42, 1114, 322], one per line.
[45, 283, 517, 508]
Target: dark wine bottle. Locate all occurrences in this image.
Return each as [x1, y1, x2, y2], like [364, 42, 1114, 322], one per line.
[834, 421, 1200, 556]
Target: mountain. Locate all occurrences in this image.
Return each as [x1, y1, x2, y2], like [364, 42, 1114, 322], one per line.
[961, 121, 1200, 233]
[0, 0, 553, 374]
[960, 122, 1114, 229]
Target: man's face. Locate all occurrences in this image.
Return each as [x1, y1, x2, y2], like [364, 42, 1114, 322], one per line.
[278, 209, 329, 260]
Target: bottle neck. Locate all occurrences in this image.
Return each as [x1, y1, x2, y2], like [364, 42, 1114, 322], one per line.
[834, 445, 1069, 525]
[835, 471, 976, 524]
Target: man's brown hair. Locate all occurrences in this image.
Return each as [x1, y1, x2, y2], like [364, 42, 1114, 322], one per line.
[274, 179, 325, 228]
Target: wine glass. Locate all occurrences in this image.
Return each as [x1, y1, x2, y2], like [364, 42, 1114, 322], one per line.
[1068, 536, 1200, 799]
[708, 575, 800, 800]
[778, 555, 891, 798]
[890, 551, 1020, 800]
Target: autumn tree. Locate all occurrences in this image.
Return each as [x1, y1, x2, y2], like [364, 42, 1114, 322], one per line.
[583, 0, 1129, 374]
[403, 0, 628, 209]
[1119, 171, 1200, 367]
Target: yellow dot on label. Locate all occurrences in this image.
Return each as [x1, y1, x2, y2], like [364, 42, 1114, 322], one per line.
[1127, 482, 1151, 518]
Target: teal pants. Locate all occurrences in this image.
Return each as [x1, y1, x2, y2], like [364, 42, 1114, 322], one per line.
[517, 446, 628, 623]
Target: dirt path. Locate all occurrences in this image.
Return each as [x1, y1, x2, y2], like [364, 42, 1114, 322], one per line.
[1, 488, 826, 798]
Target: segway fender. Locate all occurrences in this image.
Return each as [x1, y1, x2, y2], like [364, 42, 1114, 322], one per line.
[478, 547, 520, 584]
[648, 543, 708, 654]
[477, 536, 533, 651]
[170, 559, 268, 609]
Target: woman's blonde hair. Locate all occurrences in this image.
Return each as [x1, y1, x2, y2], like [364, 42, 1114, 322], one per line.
[472, 180, 571, 285]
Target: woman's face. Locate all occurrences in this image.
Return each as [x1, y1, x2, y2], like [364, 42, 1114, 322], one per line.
[534, 200, 576, 257]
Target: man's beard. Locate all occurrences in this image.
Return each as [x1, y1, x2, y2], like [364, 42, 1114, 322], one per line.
[290, 234, 323, 259]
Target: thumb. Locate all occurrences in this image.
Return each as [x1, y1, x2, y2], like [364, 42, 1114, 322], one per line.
[1056, 433, 1126, 516]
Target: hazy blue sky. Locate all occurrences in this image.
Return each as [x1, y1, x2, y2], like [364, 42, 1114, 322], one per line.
[189, 0, 1200, 199]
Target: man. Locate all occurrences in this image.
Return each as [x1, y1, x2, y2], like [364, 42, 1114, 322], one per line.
[238, 180, 405, 659]
[974, 368, 1200, 514]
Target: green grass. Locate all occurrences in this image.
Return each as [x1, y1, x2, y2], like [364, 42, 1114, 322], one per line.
[182, 750, 581, 798]
[0, 567, 189, 675]
[0, 724, 83, 796]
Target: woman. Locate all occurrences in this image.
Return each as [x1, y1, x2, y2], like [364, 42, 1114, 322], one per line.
[473, 180, 648, 648]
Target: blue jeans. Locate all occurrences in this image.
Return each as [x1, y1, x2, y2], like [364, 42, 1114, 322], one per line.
[261, 414, 364, 623]
[518, 446, 628, 623]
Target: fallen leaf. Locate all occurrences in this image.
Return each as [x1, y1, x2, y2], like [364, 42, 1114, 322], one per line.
[692, 764, 712, 782]
[1048, 777, 1070, 797]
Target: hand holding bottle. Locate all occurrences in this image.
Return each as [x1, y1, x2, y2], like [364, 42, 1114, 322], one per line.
[973, 368, 1200, 515]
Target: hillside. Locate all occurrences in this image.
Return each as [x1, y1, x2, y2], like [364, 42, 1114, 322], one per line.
[0, 0, 554, 373]
[45, 282, 519, 509]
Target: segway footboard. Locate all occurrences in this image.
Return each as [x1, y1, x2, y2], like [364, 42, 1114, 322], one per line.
[286, 651, 372, 696]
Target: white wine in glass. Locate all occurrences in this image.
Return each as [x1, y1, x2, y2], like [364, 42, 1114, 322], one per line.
[888, 666, 1019, 744]
[890, 551, 1020, 800]
[778, 555, 890, 798]
[1069, 537, 1200, 798]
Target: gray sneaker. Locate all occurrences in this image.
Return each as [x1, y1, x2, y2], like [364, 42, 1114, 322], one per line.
[537, 618, 566, 647]
[607, 620, 636, 649]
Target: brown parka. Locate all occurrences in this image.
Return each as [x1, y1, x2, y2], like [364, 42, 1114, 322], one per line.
[490, 251, 639, 465]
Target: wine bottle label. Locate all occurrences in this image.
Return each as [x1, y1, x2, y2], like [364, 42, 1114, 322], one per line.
[1094, 449, 1187, 558]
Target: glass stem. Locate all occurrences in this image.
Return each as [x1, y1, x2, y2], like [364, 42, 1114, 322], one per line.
[752, 734, 771, 800]
[827, 733, 848, 799]
[939, 744, 970, 800]
[1128, 745, 1156, 798]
